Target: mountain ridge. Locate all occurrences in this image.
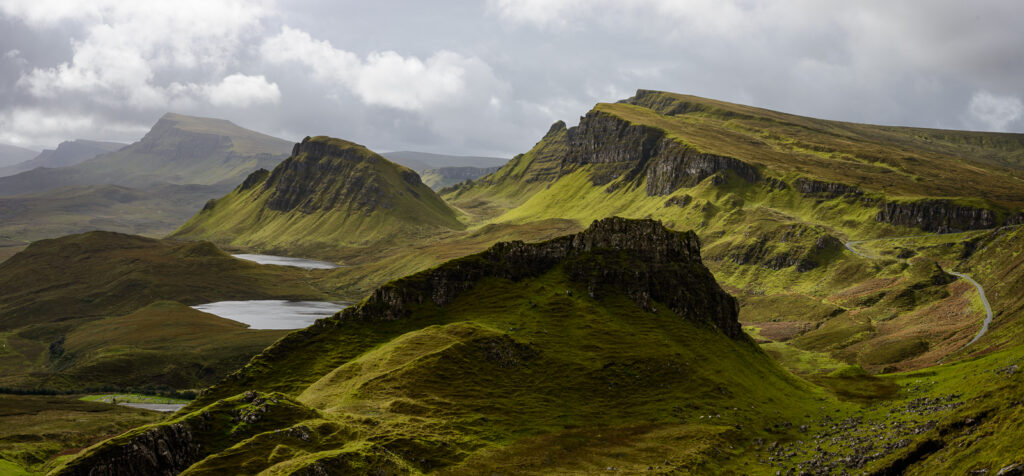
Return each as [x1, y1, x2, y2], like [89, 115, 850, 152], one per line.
[0, 113, 292, 197]
[0, 139, 126, 178]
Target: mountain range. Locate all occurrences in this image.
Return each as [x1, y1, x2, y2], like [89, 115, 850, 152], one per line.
[5, 90, 1024, 475]
[0, 114, 295, 243]
[0, 143, 39, 168]
[0, 140, 127, 178]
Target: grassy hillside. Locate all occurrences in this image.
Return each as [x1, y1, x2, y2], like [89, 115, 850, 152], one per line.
[0, 394, 163, 475]
[26, 90, 1024, 474]
[0, 113, 292, 197]
[0, 231, 328, 391]
[172, 136, 464, 260]
[428, 89, 1024, 374]
[0, 183, 233, 242]
[56, 218, 839, 474]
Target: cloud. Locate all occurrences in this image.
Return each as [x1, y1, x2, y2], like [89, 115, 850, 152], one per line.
[205, 74, 281, 107]
[489, 0, 587, 29]
[4, 0, 270, 108]
[968, 91, 1023, 132]
[0, 107, 149, 147]
[260, 26, 498, 111]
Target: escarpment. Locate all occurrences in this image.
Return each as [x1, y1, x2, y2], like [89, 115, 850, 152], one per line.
[558, 111, 762, 194]
[874, 200, 1000, 233]
[794, 178, 864, 198]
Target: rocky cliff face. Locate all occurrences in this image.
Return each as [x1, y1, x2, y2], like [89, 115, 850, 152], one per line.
[875, 200, 999, 233]
[56, 423, 202, 476]
[794, 178, 864, 198]
[337, 217, 742, 338]
[54, 391, 318, 476]
[556, 111, 761, 194]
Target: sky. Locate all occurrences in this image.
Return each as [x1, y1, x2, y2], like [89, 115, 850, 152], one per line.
[1, 0, 1023, 157]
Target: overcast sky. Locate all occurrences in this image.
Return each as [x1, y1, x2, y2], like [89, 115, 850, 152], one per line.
[1, 0, 1022, 156]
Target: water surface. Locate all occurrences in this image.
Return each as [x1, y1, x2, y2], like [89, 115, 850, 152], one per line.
[120, 403, 186, 412]
[192, 300, 348, 329]
[233, 253, 340, 270]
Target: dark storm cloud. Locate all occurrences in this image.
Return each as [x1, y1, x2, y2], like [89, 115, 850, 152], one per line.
[0, 0, 1022, 155]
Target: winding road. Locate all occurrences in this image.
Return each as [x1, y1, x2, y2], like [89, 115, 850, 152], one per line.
[844, 238, 994, 355]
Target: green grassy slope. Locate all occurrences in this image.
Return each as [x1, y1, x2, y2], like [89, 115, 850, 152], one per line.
[432, 89, 1024, 374]
[55, 218, 838, 474]
[0, 231, 327, 391]
[172, 136, 465, 260]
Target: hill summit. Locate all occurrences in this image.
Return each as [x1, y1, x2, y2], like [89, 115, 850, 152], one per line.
[172, 136, 464, 258]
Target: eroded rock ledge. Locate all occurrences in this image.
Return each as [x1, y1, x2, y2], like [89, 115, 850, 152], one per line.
[875, 200, 999, 233]
[346, 216, 742, 338]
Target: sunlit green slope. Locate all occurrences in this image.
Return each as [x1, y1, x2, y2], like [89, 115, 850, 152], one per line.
[55, 218, 836, 474]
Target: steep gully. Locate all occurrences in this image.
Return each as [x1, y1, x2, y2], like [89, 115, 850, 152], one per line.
[844, 236, 993, 357]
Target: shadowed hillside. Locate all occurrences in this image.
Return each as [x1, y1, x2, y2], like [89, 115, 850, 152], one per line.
[0, 231, 328, 391]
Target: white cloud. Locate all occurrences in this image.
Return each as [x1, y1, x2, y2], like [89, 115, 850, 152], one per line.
[489, 0, 587, 29]
[260, 26, 499, 111]
[4, 0, 271, 108]
[205, 74, 281, 108]
[0, 108, 149, 148]
[968, 91, 1023, 132]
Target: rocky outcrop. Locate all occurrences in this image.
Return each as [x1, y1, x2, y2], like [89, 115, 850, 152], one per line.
[54, 392, 318, 476]
[260, 136, 435, 216]
[238, 168, 269, 191]
[664, 195, 693, 208]
[56, 422, 203, 476]
[338, 217, 743, 339]
[644, 139, 761, 194]
[875, 200, 998, 233]
[793, 178, 863, 198]
[563, 111, 664, 169]
[557, 111, 760, 194]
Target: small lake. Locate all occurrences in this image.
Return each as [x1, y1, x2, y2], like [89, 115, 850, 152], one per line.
[233, 253, 340, 270]
[120, 403, 186, 412]
[192, 300, 349, 329]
